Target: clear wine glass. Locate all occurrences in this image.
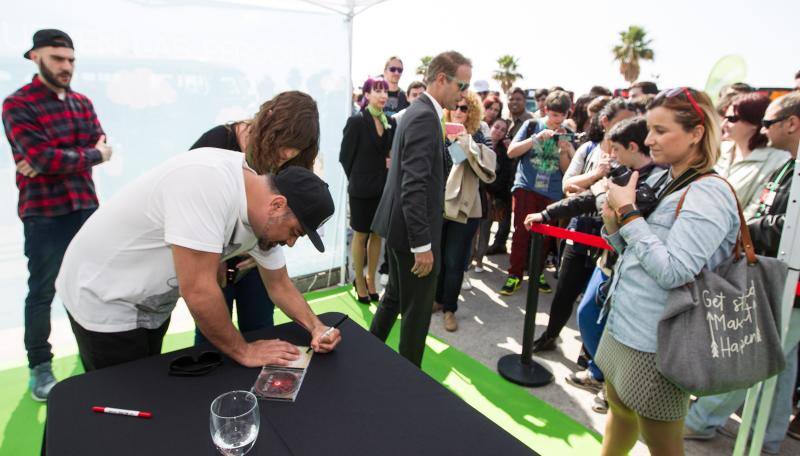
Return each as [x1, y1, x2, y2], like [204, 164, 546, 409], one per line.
[210, 390, 260, 455]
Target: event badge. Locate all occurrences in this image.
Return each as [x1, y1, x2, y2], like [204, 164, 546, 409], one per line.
[534, 173, 550, 191]
[448, 142, 467, 165]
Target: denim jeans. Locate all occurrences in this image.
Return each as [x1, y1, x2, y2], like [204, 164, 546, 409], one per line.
[194, 268, 275, 345]
[436, 218, 480, 313]
[685, 309, 800, 453]
[576, 267, 609, 381]
[23, 208, 95, 368]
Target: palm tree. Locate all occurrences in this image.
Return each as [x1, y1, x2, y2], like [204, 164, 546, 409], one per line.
[612, 25, 655, 84]
[493, 55, 523, 93]
[416, 56, 432, 78]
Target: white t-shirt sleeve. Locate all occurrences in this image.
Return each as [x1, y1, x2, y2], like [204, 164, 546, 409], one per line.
[160, 165, 235, 253]
[249, 245, 286, 270]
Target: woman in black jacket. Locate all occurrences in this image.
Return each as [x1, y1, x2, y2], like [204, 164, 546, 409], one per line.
[339, 77, 396, 303]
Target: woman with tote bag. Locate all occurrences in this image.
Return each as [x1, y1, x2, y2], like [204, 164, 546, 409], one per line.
[596, 88, 741, 456]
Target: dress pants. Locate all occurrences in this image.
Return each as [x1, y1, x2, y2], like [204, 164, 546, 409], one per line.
[370, 246, 438, 367]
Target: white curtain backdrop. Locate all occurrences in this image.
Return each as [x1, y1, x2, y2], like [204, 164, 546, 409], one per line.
[0, 0, 352, 329]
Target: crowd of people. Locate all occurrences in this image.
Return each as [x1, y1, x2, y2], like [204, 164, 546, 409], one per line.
[5, 27, 800, 456]
[339, 52, 800, 454]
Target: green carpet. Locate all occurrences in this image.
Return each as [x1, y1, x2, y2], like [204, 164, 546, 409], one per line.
[0, 287, 600, 455]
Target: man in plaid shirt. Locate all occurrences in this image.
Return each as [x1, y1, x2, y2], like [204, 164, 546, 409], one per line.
[2, 29, 112, 401]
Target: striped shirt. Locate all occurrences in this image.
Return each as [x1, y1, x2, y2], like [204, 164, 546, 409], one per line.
[3, 75, 105, 218]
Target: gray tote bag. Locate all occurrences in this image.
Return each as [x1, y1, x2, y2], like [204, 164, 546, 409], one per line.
[656, 176, 787, 396]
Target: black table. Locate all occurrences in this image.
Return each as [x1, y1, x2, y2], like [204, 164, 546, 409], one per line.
[46, 312, 536, 455]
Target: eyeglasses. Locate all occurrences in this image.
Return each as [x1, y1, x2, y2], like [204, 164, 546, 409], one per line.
[762, 115, 789, 128]
[454, 105, 469, 113]
[446, 74, 470, 92]
[724, 115, 740, 123]
[658, 87, 705, 125]
[387, 66, 403, 74]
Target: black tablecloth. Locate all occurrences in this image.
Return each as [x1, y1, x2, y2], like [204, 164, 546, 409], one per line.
[46, 312, 535, 455]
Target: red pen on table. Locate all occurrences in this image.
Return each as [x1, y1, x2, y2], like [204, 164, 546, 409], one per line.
[92, 406, 152, 419]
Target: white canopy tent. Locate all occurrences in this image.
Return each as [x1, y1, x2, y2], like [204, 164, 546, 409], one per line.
[0, 0, 386, 329]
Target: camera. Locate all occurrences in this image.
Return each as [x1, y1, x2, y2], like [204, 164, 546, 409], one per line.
[608, 165, 660, 216]
[608, 165, 632, 186]
[553, 132, 576, 143]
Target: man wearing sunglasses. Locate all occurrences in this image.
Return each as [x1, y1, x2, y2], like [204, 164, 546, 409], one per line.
[370, 50, 472, 367]
[382, 56, 409, 117]
[56, 153, 341, 371]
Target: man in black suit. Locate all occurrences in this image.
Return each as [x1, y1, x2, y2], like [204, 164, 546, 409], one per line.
[370, 51, 472, 367]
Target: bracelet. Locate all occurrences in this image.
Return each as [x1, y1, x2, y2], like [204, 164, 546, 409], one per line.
[540, 210, 551, 222]
[619, 210, 642, 226]
[619, 209, 642, 224]
[615, 203, 637, 218]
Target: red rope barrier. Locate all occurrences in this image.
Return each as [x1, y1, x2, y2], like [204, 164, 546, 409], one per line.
[528, 223, 613, 251]
[528, 223, 800, 296]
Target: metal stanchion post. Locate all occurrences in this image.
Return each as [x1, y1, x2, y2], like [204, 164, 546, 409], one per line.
[497, 231, 555, 386]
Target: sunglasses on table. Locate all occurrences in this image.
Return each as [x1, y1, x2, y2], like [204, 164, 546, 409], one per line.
[762, 115, 789, 128]
[656, 87, 705, 125]
[387, 66, 403, 74]
[445, 74, 470, 91]
[454, 105, 469, 113]
[168, 351, 222, 376]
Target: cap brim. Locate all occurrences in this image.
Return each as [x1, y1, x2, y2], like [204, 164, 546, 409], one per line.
[300, 221, 325, 253]
[24, 49, 32, 60]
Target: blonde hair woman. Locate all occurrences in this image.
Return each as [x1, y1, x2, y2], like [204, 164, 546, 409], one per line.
[433, 91, 494, 331]
[597, 88, 739, 456]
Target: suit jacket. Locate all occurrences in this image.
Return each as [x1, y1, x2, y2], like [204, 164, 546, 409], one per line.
[371, 94, 445, 254]
[339, 110, 396, 198]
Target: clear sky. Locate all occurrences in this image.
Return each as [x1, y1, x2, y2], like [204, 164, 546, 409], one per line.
[351, 0, 800, 95]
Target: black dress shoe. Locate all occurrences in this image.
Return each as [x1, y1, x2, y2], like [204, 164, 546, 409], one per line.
[352, 280, 370, 304]
[532, 333, 558, 353]
[369, 292, 380, 302]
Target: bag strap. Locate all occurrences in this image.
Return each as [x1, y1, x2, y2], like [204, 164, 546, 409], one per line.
[674, 174, 757, 265]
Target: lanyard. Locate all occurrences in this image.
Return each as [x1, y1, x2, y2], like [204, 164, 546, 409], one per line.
[768, 160, 793, 191]
[755, 160, 793, 218]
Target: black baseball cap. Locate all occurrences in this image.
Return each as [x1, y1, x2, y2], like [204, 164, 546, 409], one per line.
[273, 166, 334, 253]
[24, 29, 74, 60]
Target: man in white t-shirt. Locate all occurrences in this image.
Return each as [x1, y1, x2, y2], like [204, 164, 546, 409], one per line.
[56, 148, 340, 371]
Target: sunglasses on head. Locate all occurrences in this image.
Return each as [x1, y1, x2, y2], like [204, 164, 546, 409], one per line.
[724, 115, 740, 123]
[454, 105, 469, 113]
[387, 66, 403, 74]
[445, 74, 470, 92]
[762, 115, 789, 128]
[658, 87, 705, 125]
[168, 351, 222, 377]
